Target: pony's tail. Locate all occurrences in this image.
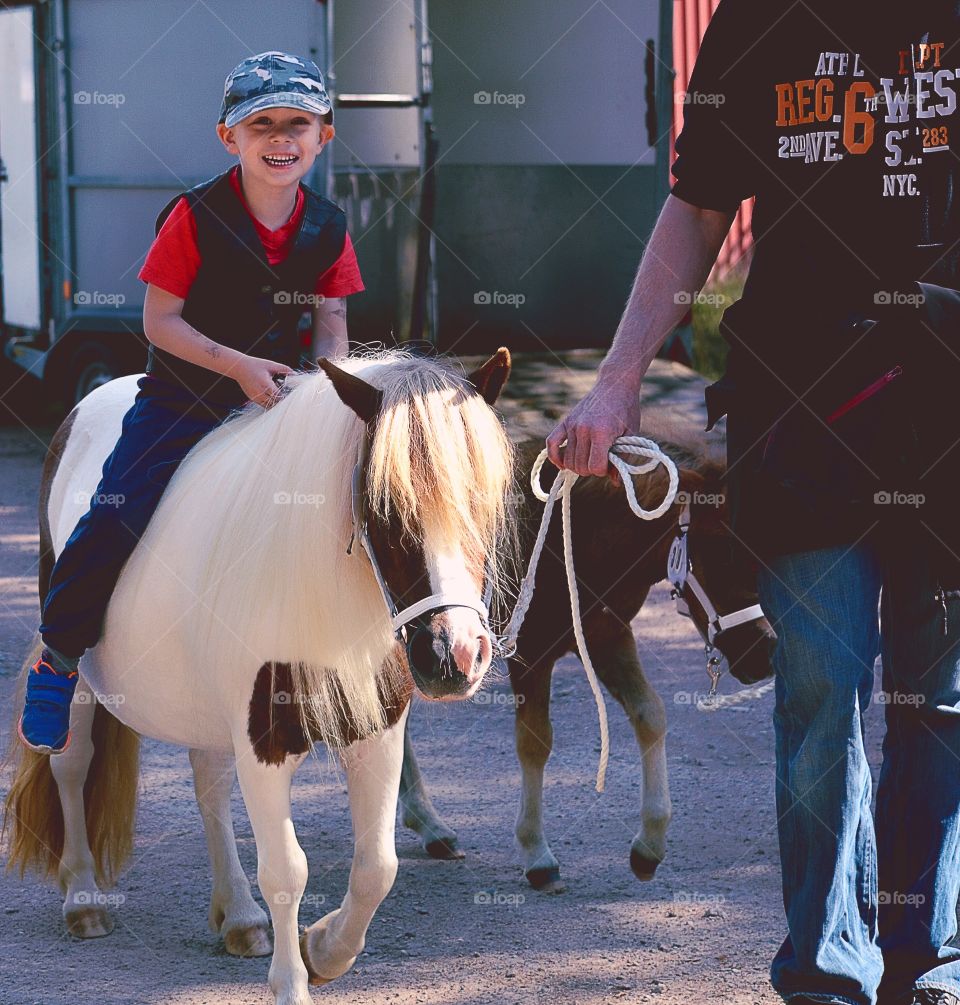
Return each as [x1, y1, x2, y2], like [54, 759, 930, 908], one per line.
[2, 637, 141, 888]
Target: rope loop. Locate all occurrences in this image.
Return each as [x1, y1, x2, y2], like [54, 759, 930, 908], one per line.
[500, 437, 679, 791]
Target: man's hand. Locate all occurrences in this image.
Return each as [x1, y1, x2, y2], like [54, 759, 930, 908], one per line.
[546, 378, 642, 480]
[231, 356, 295, 407]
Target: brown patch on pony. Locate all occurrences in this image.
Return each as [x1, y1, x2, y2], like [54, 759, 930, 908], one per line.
[3, 405, 141, 889]
[247, 647, 415, 765]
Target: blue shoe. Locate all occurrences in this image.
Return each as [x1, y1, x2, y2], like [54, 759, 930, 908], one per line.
[18, 651, 79, 754]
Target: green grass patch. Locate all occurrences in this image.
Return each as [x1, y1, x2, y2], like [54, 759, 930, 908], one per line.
[690, 273, 745, 381]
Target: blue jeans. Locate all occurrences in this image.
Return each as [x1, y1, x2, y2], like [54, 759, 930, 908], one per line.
[758, 528, 960, 1004]
[39, 375, 237, 658]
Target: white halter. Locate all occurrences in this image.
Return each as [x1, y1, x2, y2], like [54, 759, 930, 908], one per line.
[666, 500, 766, 646]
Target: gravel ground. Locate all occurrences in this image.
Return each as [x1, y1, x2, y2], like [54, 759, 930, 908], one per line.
[0, 355, 888, 1005]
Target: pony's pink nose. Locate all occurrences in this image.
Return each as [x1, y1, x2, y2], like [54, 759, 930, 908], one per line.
[452, 628, 492, 681]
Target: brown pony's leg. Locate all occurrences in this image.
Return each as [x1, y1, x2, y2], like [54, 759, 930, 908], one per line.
[398, 717, 465, 860]
[511, 652, 564, 892]
[587, 620, 672, 880]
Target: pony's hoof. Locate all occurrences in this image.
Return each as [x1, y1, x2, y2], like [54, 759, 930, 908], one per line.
[273, 983, 313, 1005]
[425, 835, 465, 860]
[299, 917, 355, 985]
[65, 906, 114, 938]
[525, 865, 565, 893]
[630, 847, 661, 881]
[224, 922, 272, 957]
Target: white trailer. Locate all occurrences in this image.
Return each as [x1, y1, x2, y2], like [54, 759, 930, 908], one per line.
[1, 0, 671, 405]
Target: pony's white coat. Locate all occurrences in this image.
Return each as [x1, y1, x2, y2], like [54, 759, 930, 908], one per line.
[48, 353, 515, 750]
[26, 351, 516, 1005]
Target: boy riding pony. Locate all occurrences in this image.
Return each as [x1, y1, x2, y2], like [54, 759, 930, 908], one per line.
[20, 51, 364, 754]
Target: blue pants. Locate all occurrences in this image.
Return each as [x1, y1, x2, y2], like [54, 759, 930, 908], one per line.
[758, 528, 960, 1004]
[39, 376, 237, 658]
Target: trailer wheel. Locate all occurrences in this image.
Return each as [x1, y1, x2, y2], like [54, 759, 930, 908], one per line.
[68, 341, 121, 406]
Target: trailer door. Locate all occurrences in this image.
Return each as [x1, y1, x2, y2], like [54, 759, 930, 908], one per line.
[0, 4, 42, 332]
[65, 0, 326, 321]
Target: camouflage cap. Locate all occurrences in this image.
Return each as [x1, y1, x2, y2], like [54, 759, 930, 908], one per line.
[220, 51, 332, 128]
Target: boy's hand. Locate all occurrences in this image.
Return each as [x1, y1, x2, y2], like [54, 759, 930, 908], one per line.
[232, 356, 295, 407]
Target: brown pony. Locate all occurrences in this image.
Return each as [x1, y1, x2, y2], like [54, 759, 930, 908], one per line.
[399, 413, 776, 892]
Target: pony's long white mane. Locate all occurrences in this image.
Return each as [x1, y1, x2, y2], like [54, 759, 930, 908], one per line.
[150, 350, 516, 747]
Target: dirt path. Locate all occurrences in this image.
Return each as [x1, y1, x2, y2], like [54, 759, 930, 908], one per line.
[0, 357, 888, 1005]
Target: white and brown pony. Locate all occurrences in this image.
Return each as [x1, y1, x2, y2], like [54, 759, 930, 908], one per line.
[3, 349, 516, 1005]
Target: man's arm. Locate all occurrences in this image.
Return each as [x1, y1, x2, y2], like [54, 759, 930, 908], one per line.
[311, 296, 348, 361]
[546, 194, 735, 477]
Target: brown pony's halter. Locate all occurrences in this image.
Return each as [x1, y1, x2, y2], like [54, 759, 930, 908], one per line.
[666, 499, 765, 697]
[346, 430, 493, 651]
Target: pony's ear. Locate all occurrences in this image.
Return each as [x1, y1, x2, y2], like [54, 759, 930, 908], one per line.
[317, 358, 383, 422]
[466, 347, 511, 405]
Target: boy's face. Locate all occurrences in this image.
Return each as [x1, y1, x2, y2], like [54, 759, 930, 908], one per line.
[216, 108, 334, 188]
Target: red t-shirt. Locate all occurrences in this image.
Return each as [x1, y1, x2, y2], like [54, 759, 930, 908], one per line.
[139, 167, 364, 300]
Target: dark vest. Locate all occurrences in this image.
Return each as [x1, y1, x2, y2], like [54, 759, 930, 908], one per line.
[145, 169, 347, 407]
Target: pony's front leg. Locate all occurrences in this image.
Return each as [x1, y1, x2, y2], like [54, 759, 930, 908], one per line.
[511, 654, 564, 893]
[399, 714, 464, 859]
[188, 748, 271, 956]
[49, 680, 113, 938]
[300, 705, 407, 985]
[587, 626, 672, 880]
[234, 743, 310, 1005]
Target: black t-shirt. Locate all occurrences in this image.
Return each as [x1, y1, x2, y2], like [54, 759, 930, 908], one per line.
[672, 1, 960, 562]
[672, 0, 960, 378]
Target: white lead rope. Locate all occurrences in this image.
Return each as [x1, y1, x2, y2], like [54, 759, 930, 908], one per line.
[498, 436, 680, 793]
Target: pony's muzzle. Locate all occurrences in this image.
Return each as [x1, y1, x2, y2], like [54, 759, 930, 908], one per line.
[406, 608, 493, 700]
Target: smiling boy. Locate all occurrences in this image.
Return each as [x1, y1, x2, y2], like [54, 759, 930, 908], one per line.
[20, 51, 363, 753]
[140, 50, 363, 408]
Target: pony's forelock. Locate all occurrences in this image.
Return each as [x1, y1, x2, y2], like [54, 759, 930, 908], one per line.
[359, 353, 518, 604]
